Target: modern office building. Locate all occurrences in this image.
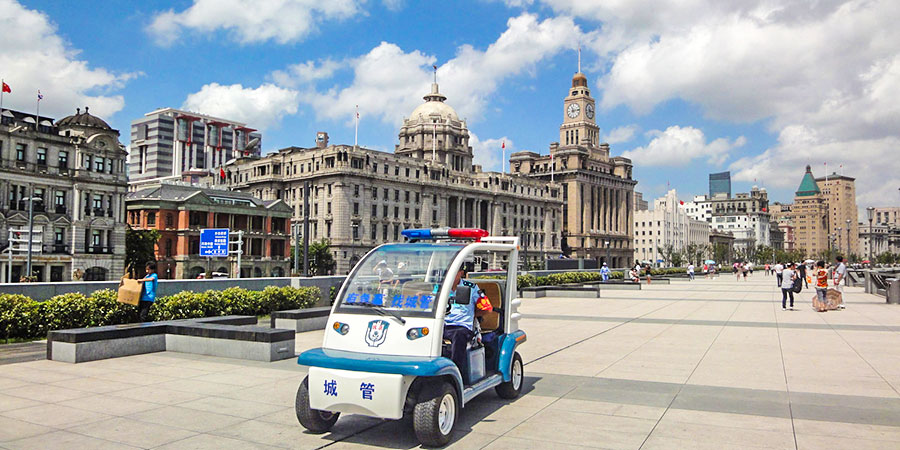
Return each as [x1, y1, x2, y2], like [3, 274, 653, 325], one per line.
[509, 70, 637, 266]
[682, 186, 770, 249]
[128, 108, 262, 186]
[126, 183, 292, 279]
[221, 83, 564, 273]
[709, 171, 731, 198]
[633, 190, 710, 266]
[0, 107, 128, 281]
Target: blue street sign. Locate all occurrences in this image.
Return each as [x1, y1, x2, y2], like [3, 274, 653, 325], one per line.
[199, 228, 229, 257]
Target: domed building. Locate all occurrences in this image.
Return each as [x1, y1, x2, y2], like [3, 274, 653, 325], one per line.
[0, 106, 127, 282]
[222, 82, 565, 274]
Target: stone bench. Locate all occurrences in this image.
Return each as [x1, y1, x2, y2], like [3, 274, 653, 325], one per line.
[522, 286, 602, 298]
[47, 316, 295, 363]
[583, 281, 644, 290]
[271, 307, 331, 332]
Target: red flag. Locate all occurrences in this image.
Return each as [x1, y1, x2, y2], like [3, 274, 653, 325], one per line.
[1, 82, 10, 93]
[679, 200, 684, 205]
[219, 167, 225, 180]
[501, 141, 505, 149]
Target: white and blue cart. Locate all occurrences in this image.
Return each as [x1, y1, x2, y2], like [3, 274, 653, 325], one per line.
[295, 228, 526, 446]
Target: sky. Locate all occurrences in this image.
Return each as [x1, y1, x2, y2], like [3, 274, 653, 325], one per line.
[1, 0, 899, 210]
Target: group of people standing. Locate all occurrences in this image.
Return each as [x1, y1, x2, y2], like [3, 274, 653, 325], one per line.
[732, 261, 753, 280]
[773, 256, 847, 311]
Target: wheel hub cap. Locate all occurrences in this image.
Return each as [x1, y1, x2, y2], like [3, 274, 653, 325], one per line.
[438, 394, 455, 435]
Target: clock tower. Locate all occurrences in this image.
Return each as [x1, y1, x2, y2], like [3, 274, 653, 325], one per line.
[559, 71, 600, 151]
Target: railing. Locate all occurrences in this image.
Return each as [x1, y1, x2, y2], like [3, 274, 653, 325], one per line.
[47, 244, 70, 254]
[88, 246, 114, 254]
[55, 205, 67, 214]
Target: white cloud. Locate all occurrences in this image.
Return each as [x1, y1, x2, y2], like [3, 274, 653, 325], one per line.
[0, 0, 135, 120]
[270, 59, 341, 88]
[470, 133, 514, 172]
[182, 83, 299, 129]
[147, 0, 364, 46]
[529, 0, 900, 206]
[602, 125, 638, 144]
[295, 13, 591, 125]
[622, 126, 745, 167]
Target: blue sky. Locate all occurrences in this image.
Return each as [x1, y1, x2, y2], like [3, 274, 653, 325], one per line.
[2, 0, 898, 209]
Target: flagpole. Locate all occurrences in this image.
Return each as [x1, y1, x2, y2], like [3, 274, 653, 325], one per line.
[354, 105, 359, 147]
[550, 152, 554, 183]
[35, 90, 40, 130]
[432, 123, 436, 161]
[1, 79, 4, 113]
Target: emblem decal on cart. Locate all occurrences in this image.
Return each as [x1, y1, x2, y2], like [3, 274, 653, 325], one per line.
[365, 320, 390, 347]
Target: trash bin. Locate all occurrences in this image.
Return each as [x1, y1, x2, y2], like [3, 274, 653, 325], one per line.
[887, 278, 900, 304]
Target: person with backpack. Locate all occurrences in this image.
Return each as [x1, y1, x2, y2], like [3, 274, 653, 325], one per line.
[781, 263, 797, 310]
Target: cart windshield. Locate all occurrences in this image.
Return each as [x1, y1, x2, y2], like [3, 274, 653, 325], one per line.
[335, 243, 465, 318]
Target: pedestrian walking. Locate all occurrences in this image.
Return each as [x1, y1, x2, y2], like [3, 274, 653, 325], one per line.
[781, 263, 797, 310]
[734, 262, 741, 280]
[833, 256, 847, 309]
[742, 263, 749, 280]
[687, 263, 695, 281]
[137, 262, 158, 322]
[774, 262, 784, 287]
[798, 262, 808, 288]
[813, 260, 829, 311]
[765, 263, 771, 276]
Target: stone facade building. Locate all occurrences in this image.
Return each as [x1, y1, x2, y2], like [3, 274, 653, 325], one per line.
[129, 108, 261, 186]
[791, 166, 829, 257]
[509, 71, 636, 267]
[126, 183, 292, 279]
[221, 83, 564, 273]
[633, 190, 709, 266]
[682, 186, 771, 249]
[816, 172, 859, 258]
[0, 107, 128, 281]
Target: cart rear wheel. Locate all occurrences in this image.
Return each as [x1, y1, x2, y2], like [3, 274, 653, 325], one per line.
[413, 381, 457, 447]
[495, 352, 523, 399]
[296, 376, 340, 433]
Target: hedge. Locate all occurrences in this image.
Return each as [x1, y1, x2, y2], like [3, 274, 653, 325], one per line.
[1, 286, 319, 341]
[477, 268, 691, 288]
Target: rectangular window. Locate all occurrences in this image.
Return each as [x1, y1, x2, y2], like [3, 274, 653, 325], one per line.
[95, 157, 104, 172]
[54, 227, 64, 244]
[383, 205, 388, 217]
[394, 207, 399, 219]
[16, 143, 26, 161]
[58, 151, 68, 169]
[354, 185, 360, 197]
[394, 190, 400, 201]
[55, 190, 65, 206]
[327, 202, 332, 215]
[371, 204, 377, 217]
[432, 210, 438, 222]
[92, 195, 102, 209]
[405, 191, 410, 202]
[352, 223, 359, 240]
[404, 208, 409, 220]
[370, 224, 377, 240]
[37, 148, 47, 165]
[372, 188, 377, 200]
[353, 203, 359, 215]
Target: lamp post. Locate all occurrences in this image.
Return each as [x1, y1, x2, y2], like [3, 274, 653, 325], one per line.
[866, 207, 874, 264]
[605, 239, 611, 268]
[23, 195, 40, 281]
[845, 219, 851, 261]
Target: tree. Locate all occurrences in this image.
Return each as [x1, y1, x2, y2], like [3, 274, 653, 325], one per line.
[756, 245, 774, 265]
[125, 226, 160, 278]
[712, 243, 730, 265]
[309, 239, 335, 276]
[670, 250, 685, 267]
[660, 243, 676, 267]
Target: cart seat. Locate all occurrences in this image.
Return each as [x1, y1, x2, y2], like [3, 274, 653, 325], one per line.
[474, 280, 503, 332]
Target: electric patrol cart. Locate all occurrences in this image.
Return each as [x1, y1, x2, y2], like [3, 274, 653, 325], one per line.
[295, 228, 526, 447]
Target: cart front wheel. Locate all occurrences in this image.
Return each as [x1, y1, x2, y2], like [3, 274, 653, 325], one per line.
[296, 376, 340, 433]
[413, 381, 458, 447]
[495, 352, 523, 399]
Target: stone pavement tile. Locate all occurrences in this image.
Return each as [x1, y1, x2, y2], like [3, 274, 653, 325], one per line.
[107, 384, 205, 406]
[190, 370, 279, 387]
[649, 419, 795, 449]
[547, 398, 667, 421]
[795, 433, 894, 450]
[59, 393, 164, 416]
[210, 415, 379, 449]
[0, 416, 55, 443]
[564, 378, 678, 409]
[324, 419, 496, 450]
[1, 403, 111, 429]
[224, 366, 304, 380]
[3, 430, 140, 450]
[454, 402, 542, 436]
[150, 378, 242, 396]
[139, 364, 215, 379]
[0, 393, 41, 413]
[90, 369, 177, 386]
[216, 379, 299, 408]
[69, 416, 197, 448]
[793, 419, 900, 442]
[152, 433, 283, 450]
[0, 376, 28, 391]
[177, 396, 286, 420]
[0, 382, 93, 403]
[160, 359, 248, 373]
[255, 407, 297, 427]
[505, 409, 654, 449]
[47, 376, 141, 394]
[0, 365, 79, 384]
[640, 434, 775, 450]
[126, 405, 246, 433]
[661, 408, 793, 433]
[482, 436, 598, 450]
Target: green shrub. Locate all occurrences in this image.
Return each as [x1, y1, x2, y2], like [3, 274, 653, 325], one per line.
[0, 286, 320, 340]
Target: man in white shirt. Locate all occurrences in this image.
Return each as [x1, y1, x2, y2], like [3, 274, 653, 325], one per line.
[834, 256, 847, 309]
[774, 262, 784, 287]
[687, 263, 695, 281]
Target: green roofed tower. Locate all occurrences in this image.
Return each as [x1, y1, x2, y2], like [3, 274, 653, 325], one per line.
[795, 165, 821, 197]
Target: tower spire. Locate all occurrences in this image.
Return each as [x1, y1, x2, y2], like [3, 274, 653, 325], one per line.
[577, 46, 581, 73]
[433, 64, 437, 84]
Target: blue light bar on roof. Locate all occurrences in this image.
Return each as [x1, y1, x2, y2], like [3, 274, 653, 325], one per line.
[402, 228, 487, 241]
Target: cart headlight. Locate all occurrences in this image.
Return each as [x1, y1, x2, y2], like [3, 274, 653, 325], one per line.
[407, 327, 429, 340]
[333, 322, 349, 335]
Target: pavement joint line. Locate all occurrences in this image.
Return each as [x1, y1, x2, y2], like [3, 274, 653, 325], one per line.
[523, 299, 680, 367]
[637, 295, 741, 450]
[772, 284, 800, 450]
[524, 313, 900, 332]
[313, 418, 392, 449]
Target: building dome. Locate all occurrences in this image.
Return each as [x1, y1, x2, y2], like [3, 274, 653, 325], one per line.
[572, 72, 588, 88]
[56, 106, 112, 130]
[409, 83, 459, 122]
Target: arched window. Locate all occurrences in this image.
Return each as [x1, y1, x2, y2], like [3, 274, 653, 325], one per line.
[166, 214, 174, 228]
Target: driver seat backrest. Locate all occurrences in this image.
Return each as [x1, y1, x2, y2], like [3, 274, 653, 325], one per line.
[474, 281, 503, 332]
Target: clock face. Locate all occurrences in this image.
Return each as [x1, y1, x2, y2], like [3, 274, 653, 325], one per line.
[567, 103, 581, 119]
[586, 103, 595, 119]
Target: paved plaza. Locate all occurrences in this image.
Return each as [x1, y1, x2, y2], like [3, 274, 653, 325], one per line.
[1, 275, 899, 449]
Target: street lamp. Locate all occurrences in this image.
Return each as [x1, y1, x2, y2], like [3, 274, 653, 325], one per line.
[866, 207, 875, 264]
[836, 227, 842, 258]
[604, 240, 611, 268]
[845, 219, 851, 260]
[23, 195, 41, 281]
